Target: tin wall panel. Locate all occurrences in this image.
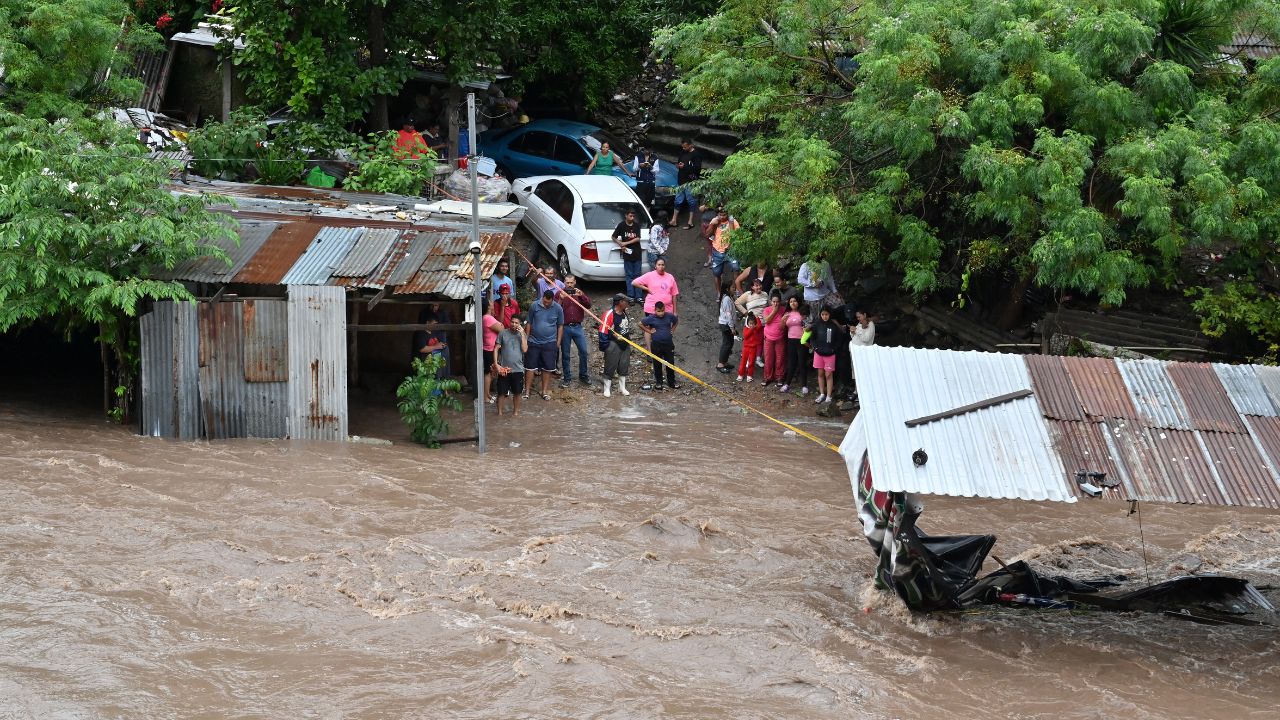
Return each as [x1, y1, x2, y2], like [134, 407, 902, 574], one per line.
[1024, 355, 1085, 421]
[385, 231, 433, 286]
[1062, 357, 1138, 420]
[1214, 363, 1279, 417]
[1116, 359, 1192, 430]
[1103, 422, 1221, 505]
[242, 299, 289, 382]
[1165, 363, 1246, 433]
[234, 221, 320, 284]
[139, 301, 200, 439]
[334, 228, 400, 277]
[286, 286, 348, 441]
[281, 226, 362, 285]
[1198, 431, 1280, 508]
[198, 302, 248, 439]
[161, 220, 276, 282]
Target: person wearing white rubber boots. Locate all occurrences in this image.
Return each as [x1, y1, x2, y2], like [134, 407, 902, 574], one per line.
[599, 295, 633, 398]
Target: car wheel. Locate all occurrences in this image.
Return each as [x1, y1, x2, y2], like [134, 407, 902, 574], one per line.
[557, 247, 572, 279]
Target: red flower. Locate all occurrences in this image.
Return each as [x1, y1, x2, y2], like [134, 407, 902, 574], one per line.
[156, 12, 173, 30]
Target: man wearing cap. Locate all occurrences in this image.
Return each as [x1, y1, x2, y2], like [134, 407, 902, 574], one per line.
[558, 274, 593, 388]
[599, 294, 633, 398]
[493, 283, 520, 326]
[523, 290, 564, 401]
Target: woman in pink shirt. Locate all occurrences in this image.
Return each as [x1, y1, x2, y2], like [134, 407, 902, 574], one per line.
[481, 299, 505, 403]
[761, 295, 786, 385]
[631, 258, 679, 316]
[781, 296, 806, 393]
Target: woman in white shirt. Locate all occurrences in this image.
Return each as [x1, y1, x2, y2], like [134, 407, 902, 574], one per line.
[849, 310, 875, 383]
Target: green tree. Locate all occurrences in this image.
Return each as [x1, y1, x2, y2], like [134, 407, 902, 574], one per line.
[0, 111, 236, 417]
[396, 354, 463, 447]
[225, 0, 514, 131]
[659, 0, 1280, 337]
[0, 0, 161, 117]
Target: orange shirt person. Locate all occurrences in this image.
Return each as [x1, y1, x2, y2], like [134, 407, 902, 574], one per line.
[395, 119, 431, 160]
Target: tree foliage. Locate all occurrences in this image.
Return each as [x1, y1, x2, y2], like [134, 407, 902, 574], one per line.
[659, 0, 1280, 340]
[0, 0, 162, 117]
[396, 354, 463, 447]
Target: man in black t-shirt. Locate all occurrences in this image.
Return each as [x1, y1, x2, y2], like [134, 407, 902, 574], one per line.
[612, 209, 644, 302]
[672, 139, 702, 228]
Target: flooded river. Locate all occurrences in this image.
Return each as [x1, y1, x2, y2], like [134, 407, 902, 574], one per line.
[2, 388, 1278, 718]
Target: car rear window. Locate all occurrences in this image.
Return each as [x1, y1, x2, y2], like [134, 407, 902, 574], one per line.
[582, 202, 649, 230]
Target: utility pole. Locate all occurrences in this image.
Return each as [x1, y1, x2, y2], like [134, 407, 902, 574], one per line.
[468, 92, 486, 455]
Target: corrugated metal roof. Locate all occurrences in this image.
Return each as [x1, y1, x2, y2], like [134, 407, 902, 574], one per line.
[1223, 32, 1279, 60]
[1025, 355, 1085, 421]
[286, 286, 348, 441]
[1062, 357, 1138, 419]
[1166, 363, 1246, 433]
[1255, 367, 1280, 413]
[847, 346, 1076, 502]
[384, 231, 434, 286]
[161, 220, 277, 283]
[234, 221, 320, 284]
[280, 226, 363, 285]
[139, 302, 201, 440]
[337, 232, 414, 290]
[333, 228, 400, 277]
[843, 347, 1280, 509]
[1214, 363, 1279, 417]
[1116, 359, 1192, 430]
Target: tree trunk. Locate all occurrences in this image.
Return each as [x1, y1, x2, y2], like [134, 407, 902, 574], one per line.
[997, 272, 1035, 331]
[368, 2, 389, 131]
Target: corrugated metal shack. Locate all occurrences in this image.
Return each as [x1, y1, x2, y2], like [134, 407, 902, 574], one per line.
[139, 180, 524, 441]
[841, 346, 1280, 510]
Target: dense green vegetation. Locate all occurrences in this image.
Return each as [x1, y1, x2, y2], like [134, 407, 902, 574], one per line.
[659, 0, 1280, 352]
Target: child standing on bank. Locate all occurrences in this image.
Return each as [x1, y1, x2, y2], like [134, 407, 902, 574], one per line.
[761, 295, 786, 385]
[737, 313, 763, 382]
[810, 306, 842, 403]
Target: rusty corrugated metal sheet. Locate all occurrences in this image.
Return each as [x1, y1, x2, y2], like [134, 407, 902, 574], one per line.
[1062, 357, 1137, 420]
[139, 301, 201, 439]
[1165, 363, 1246, 433]
[286, 286, 348, 441]
[160, 220, 276, 283]
[242, 299, 288, 382]
[1244, 416, 1280, 489]
[1214, 363, 1279, 417]
[1198, 430, 1280, 508]
[335, 232, 414, 289]
[394, 231, 514, 299]
[198, 302, 248, 439]
[234, 221, 321, 284]
[1045, 419, 1125, 501]
[281, 226, 363, 285]
[1025, 355, 1084, 420]
[1116, 359, 1192, 430]
[1103, 421, 1222, 505]
[384, 231, 433, 286]
[334, 228, 400, 277]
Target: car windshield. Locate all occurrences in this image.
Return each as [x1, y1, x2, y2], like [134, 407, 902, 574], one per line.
[582, 202, 649, 230]
[581, 132, 634, 163]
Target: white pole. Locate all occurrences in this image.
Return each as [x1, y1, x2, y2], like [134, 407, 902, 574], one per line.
[468, 92, 486, 455]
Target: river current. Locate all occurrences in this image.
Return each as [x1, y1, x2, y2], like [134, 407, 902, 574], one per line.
[2, 388, 1277, 719]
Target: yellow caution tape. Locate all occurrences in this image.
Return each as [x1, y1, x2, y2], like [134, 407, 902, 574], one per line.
[507, 244, 842, 454]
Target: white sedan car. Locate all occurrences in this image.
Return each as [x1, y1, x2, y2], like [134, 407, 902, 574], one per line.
[511, 175, 653, 281]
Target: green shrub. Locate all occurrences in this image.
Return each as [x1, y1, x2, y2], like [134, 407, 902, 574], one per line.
[396, 354, 463, 447]
[344, 131, 438, 196]
[188, 107, 269, 180]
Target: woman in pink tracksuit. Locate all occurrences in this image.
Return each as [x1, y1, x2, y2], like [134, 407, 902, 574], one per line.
[761, 295, 786, 385]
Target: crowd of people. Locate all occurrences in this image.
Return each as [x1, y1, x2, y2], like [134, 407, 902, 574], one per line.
[425, 138, 877, 416]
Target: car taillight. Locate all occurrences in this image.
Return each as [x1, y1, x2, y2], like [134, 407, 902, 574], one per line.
[581, 242, 599, 262]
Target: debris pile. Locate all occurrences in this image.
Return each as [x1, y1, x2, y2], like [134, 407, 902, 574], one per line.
[590, 57, 679, 148]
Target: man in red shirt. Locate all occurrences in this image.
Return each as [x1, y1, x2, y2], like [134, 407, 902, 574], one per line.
[558, 274, 593, 387]
[395, 118, 430, 160]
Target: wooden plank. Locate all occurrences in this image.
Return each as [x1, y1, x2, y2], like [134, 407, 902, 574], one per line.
[904, 389, 1034, 427]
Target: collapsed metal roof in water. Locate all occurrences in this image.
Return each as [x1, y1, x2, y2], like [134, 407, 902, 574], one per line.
[841, 346, 1280, 509]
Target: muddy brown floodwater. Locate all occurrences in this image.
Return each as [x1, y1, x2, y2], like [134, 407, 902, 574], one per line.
[2, 385, 1278, 719]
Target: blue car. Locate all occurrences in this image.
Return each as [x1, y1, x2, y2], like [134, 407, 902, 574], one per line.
[479, 119, 679, 210]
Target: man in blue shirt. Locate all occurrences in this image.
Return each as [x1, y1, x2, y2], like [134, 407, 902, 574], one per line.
[524, 290, 564, 400]
[640, 301, 680, 391]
